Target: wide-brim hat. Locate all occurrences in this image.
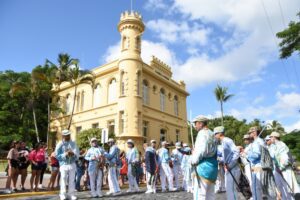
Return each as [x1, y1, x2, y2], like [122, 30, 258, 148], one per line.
[192, 115, 209, 123]
[214, 126, 225, 134]
[62, 130, 71, 136]
[127, 139, 134, 144]
[243, 134, 250, 139]
[161, 141, 167, 146]
[90, 137, 97, 142]
[150, 140, 156, 144]
[108, 138, 114, 143]
[248, 126, 258, 134]
[175, 142, 181, 148]
[270, 131, 280, 138]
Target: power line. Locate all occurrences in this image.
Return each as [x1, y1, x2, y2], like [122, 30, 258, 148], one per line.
[277, 0, 300, 88]
[260, 0, 292, 85]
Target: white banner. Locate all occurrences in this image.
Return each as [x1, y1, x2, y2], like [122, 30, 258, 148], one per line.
[101, 128, 109, 144]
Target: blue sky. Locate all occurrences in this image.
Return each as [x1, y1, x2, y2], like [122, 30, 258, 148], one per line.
[1, 0, 300, 132]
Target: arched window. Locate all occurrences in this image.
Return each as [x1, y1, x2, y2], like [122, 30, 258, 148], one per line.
[94, 84, 101, 108]
[160, 129, 166, 142]
[137, 71, 141, 96]
[65, 94, 71, 115]
[120, 71, 125, 96]
[160, 88, 165, 111]
[143, 80, 149, 105]
[174, 95, 179, 116]
[80, 91, 85, 111]
[108, 78, 117, 103]
[76, 92, 80, 112]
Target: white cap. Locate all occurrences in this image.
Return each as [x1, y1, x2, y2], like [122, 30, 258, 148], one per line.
[265, 135, 271, 141]
[192, 115, 209, 123]
[270, 131, 280, 138]
[175, 142, 181, 148]
[127, 139, 134, 144]
[90, 137, 97, 142]
[161, 141, 167, 146]
[62, 130, 71, 136]
[183, 143, 188, 147]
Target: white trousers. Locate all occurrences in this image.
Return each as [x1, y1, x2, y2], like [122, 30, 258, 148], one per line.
[173, 164, 182, 189]
[146, 171, 156, 192]
[225, 167, 241, 200]
[60, 163, 76, 198]
[88, 168, 103, 196]
[215, 165, 226, 192]
[193, 177, 215, 200]
[275, 168, 300, 200]
[160, 163, 174, 190]
[108, 166, 120, 193]
[244, 164, 252, 190]
[127, 164, 139, 191]
[251, 170, 263, 200]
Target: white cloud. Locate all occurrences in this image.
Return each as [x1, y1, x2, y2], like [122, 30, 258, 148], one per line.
[253, 95, 265, 105]
[285, 119, 300, 133]
[143, 0, 299, 88]
[229, 91, 300, 121]
[102, 40, 178, 67]
[144, 0, 168, 10]
[146, 19, 210, 46]
[278, 83, 297, 90]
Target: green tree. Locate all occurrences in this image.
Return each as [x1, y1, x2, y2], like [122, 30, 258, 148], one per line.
[214, 85, 234, 126]
[77, 128, 102, 149]
[276, 11, 300, 59]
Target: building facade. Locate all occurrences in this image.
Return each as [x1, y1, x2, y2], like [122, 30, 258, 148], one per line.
[50, 11, 189, 151]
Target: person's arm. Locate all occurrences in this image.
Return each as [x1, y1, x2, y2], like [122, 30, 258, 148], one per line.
[84, 149, 92, 161]
[246, 143, 261, 163]
[226, 140, 240, 169]
[104, 146, 117, 160]
[191, 132, 207, 165]
[55, 142, 67, 162]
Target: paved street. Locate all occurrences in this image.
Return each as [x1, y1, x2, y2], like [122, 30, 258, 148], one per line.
[0, 186, 246, 200]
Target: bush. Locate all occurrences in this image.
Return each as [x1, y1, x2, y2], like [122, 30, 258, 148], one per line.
[77, 128, 102, 150]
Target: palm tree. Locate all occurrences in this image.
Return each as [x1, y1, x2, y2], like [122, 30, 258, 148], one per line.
[269, 120, 285, 133]
[65, 61, 95, 130]
[46, 53, 77, 90]
[214, 85, 234, 126]
[9, 73, 42, 142]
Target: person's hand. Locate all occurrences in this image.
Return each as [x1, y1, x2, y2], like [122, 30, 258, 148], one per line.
[68, 150, 74, 156]
[224, 164, 228, 171]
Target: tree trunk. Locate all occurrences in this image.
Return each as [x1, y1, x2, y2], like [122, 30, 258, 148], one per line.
[32, 106, 40, 143]
[46, 97, 50, 148]
[220, 101, 224, 126]
[67, 85, 78, 130]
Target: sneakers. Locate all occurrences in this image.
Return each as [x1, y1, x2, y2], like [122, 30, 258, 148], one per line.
[113, 191, 122, 196]
[59, 195, 67, 200]
[38, 184, 43, 189]
[71, 196, 77, 200]
[169, 187, 177, 192]
[145, 190, 153, 194]
[97, 193, 103, 198]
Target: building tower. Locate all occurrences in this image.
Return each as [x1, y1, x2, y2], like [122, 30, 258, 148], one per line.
[116, 11, 145, 149]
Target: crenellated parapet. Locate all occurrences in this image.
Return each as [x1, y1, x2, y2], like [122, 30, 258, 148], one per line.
[118, 10, 145, 33]
[150, 56, 173, 78]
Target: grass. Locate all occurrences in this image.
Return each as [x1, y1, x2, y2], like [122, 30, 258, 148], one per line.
[0, 160, 7, 172]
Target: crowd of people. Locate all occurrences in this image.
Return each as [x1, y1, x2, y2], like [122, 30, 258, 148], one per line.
[5, 115, 300, 200]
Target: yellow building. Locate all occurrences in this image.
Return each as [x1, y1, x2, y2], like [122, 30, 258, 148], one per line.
[50, 11, 189, 151]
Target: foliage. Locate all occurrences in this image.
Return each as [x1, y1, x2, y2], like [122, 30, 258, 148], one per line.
[281, 131, 300, 161]
[276, 11, 300, 59]
[214, 85, 234, 126]
[76, 128, 102, 150]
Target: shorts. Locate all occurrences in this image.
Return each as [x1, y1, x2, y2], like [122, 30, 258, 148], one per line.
[31, 162, 43, 171]
[51, 166, 59, 172]
[18, 163, 29, 170]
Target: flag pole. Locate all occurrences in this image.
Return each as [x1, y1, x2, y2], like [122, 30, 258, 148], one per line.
[190, 110, 195, 148]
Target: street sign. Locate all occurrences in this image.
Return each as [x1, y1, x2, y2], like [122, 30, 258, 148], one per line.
[101, 128, 109, 144]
